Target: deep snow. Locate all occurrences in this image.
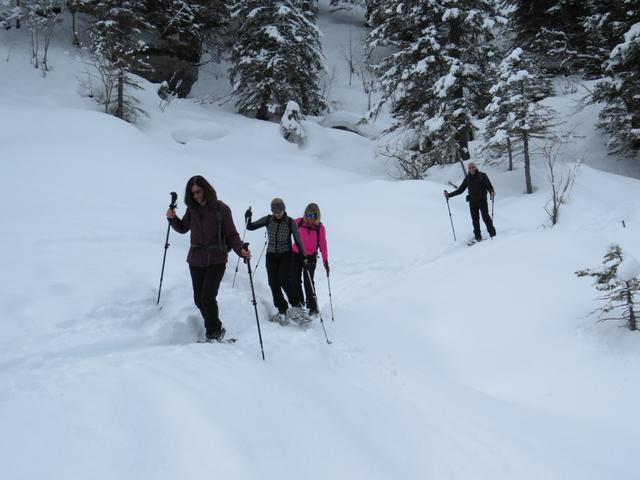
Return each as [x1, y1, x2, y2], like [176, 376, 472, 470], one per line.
[1, 3, 640, 479]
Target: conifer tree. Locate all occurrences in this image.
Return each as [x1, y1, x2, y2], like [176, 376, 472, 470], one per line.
[481, 48, 557, 193]
[88, 0, 152, 121]
[510, 0, 587, 73]
[576, 244, 640, 331]
[591, 2, 640, 154]
[229, 0, 326, 120]
[367, 0, 501, 177]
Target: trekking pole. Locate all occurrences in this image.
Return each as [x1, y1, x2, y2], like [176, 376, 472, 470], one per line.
[232, 207, 251, 288]
[490, 195, 495, 240]
[253, 236, 268, 273]
[244, 242, 265, 360]
[326, 272, 335, 322]
[305, 268, 332, 345]
[444, 191, 457, 242]
[157, 192, 178, 305]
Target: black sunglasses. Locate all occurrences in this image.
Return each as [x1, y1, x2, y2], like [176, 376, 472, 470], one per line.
[305, 213, 317, 219]
[191, 188, 203, 196]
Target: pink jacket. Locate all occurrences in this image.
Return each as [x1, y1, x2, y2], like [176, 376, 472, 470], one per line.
[292, 218, 328, 262]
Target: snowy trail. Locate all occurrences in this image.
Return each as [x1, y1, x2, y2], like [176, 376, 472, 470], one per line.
[2, 9, 640, 480]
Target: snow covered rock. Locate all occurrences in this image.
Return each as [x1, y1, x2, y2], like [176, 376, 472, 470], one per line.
[280, 100, 306, 146]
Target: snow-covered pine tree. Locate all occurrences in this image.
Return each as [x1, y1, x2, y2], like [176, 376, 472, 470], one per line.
[146, 0, 229, 59]
[0, 0, 22, 29]
[148, 0, 202, 42]
[482, 47, 557, 193]
[367, 0, 501, 178]
[576, 244, 640, 331]
[88, 0, 152, 121]
[591, 2, 640, 155]
[509, 0, 587, 74]
[229, 0, 326, 121]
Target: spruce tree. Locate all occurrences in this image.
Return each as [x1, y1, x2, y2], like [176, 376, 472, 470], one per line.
[89, 0, 152, 121]
[367, 0, 501, 177]
[576, 244, 640, 331]
[229, 0, 326, 120]
[510, 0, 587, 73]
[591, 1, 640, 154]
[481, 48, 557, 193]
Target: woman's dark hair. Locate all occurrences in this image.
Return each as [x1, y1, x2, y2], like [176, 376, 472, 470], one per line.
[185, 175, 217, 209]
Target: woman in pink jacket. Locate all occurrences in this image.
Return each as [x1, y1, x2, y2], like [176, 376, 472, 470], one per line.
[291, 203, 329, 317]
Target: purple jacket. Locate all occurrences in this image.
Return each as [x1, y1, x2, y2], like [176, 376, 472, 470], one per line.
[169, 200, 243, 266]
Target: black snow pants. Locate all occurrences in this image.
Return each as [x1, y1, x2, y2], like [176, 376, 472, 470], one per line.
[469, 198, 496, 240]
[292, 254, 318, 312]
[189, 264, 226, 336]
[266, 252, 300, 313]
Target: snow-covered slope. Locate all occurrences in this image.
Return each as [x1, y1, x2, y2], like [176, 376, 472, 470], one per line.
[2, 5, 640, 480]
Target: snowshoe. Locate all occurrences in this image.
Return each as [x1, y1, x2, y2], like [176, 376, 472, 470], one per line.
[270, 312, 288, 326]
[287, 306, 309, 324]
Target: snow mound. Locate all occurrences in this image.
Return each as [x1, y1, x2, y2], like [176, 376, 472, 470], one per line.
[171, 126, 228, 144]
[319, 110, 381, 139]
[618, 255, 640, 282]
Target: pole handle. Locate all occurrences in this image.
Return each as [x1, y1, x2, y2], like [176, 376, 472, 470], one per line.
[169, 191, 178, 210]
[243, 242, 250, 264]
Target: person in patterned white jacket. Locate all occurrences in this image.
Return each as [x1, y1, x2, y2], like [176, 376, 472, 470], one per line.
[291, 203, 329, 318]
[245, 198, 307, 324]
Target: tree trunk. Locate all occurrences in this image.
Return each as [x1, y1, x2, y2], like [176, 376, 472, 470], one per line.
[116, 72, 124, 119]
[507, 137, 513, 171]
[625, 284, 637, 331]
[456, 150, 467, 177]
[71, 9, 79, 46]
[523, 133, 533, 194]
[16, 0, 21, 29]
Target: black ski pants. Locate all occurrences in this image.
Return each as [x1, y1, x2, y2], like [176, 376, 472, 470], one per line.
[292, 254, 318, 312]
[266, 252, 300, 313]
[469, 197, 496, 240]
[189, 264, 226, 336]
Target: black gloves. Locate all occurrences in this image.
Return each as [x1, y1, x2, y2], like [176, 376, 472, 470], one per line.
[244, 208, 252, 222]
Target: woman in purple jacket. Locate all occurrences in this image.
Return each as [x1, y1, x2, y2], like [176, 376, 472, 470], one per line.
[167, 175, 251, 342]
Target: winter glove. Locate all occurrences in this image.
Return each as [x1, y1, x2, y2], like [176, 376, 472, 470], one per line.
[323, 260, 330, 274]
[244, 208, 252, 222]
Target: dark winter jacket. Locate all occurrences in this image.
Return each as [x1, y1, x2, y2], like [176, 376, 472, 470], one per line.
[169, 200, 243, 267]
[448, 170, 495, 202]
[247, 214, 306, 256]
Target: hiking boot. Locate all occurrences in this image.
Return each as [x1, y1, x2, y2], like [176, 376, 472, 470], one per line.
[206, 327, 226, 342]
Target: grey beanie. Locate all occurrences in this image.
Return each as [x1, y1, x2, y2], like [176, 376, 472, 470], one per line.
[271, 197, 286, 212]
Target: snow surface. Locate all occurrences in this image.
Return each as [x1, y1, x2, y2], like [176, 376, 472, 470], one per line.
[2, 4, 640, 479]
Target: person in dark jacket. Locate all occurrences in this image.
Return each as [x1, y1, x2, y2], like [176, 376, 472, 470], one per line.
[444, 162, 496, 242]
[167, 175, 251, 342]
[245, 198, 307, 324]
